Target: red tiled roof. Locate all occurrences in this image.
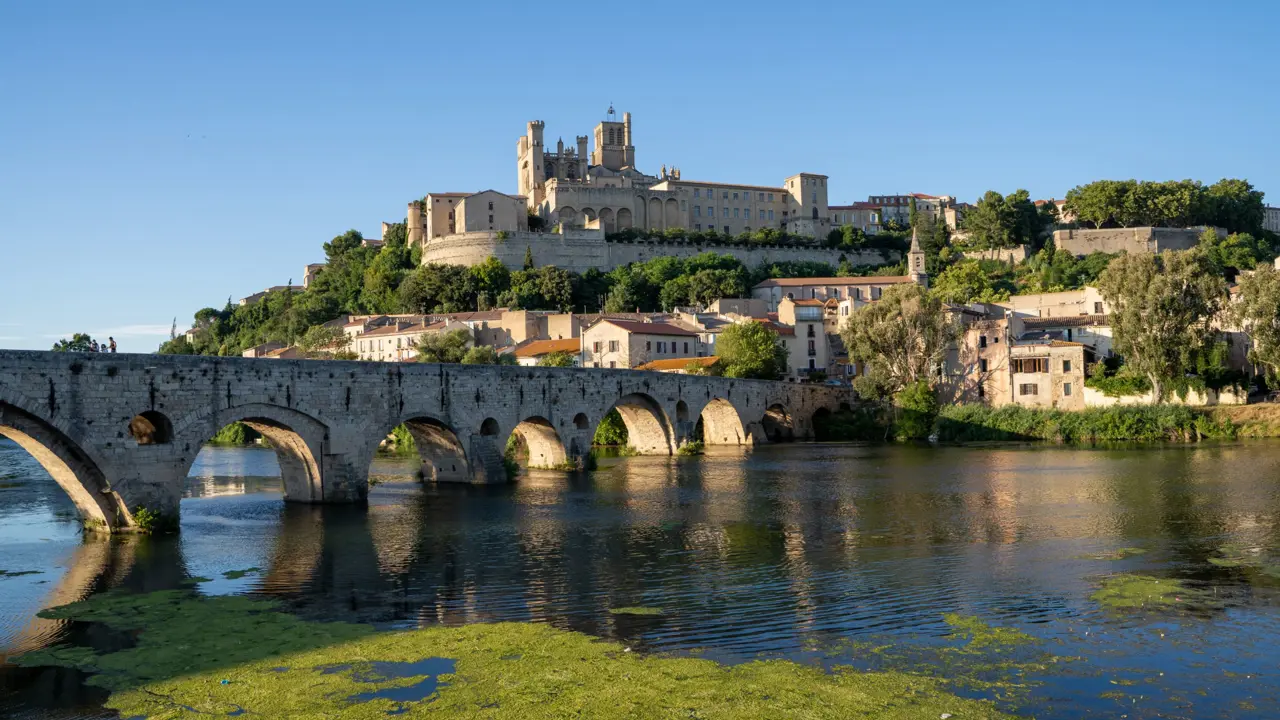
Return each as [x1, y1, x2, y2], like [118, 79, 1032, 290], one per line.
[514, 338, 580, 357]
[594, 319, 697, 336]
[635, 356, 719, 372]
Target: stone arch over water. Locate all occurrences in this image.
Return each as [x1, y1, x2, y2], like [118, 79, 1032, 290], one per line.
[602, 393, 675, 455]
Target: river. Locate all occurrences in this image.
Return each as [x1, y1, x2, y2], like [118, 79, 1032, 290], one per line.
[2, 438, 1279, 718]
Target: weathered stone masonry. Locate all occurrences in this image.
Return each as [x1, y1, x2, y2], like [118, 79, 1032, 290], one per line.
[0, 350, 848, 531]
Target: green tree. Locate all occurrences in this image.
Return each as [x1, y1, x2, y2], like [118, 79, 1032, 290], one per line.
[593, 408, 628, 446]
[537, 351, 576, 367]
[1199, 228, 1266, 278]
[1205, 178, 1265, 235]
[960, 191, 1016, 249]
[156, 336, 195, 355]
[414, 329, 471, 364]
[1232, 262, 1280, 380]
[715, 322, 788, 380]
[296, 325, 352, 359]
[1096, 249, 1226, 400]
[930, 261, 1013, 304]
[840, 284, 959, 399]
[893, 379, 939, 440]
[51, 333, 98, 352]
[460, 345, 516, 365]
[523, 246, 535, 270]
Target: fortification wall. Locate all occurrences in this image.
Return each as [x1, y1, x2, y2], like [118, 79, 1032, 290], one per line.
[960, 245, 1029, 264]
[422, 231, 897, 271]
[1053, 227, 1218, 256]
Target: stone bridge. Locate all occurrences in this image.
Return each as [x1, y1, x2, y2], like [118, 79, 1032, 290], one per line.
[0, 350, 849, 531]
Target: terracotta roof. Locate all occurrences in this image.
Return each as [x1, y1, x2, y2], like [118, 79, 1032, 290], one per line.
[635, 356, 720, 372]
[359, 321, 451, 338]
[754, 276, 913, 288]
[1021, 314, 1108, 329]
[514, 338, 581, 358]
[594, 319, 697, 336]
[910, 193, 941, 200]
[751, 319, 795, 336]
[789, 299, 826, 306]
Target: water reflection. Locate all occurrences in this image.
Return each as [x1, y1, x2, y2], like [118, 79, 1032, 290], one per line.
[4, 439, 1280, 718]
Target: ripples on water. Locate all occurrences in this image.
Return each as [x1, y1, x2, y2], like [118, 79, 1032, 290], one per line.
[3, 439, 1280, 718]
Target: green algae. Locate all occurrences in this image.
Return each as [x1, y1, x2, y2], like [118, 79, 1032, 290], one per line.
[609, 606, 664, 616]
[1090, 574, 1213, 611]
[943, 613, 1036, 650]
[15, 590, 1018, 719]
[222, 567, 261, 580]
[1079, 547, 1147, 561]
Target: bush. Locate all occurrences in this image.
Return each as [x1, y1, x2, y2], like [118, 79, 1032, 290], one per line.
[934, 404, 1235, 443]
[812, 407, 888, 441]
[893, 381, 939, 440]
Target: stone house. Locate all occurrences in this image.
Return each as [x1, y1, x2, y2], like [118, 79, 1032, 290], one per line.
[1008, 338, 1088, 410]
[354, 320, 471, 363]
[828, 202, 882, 234]
[776, 298, 831, 380]
[581, 319, 700, 369]
[1000, 287, 1109, 319]
[752, 275, 916, 312]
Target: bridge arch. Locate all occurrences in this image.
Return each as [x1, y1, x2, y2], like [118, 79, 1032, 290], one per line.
[174, 403, 327, 504]
[0, 398, 126, 530]
[382, 413, 471, 484]
[761, 403, 795, 442]
[697, 398, 749, 445]
[602, 393, 674, 455]
[507, 415, 568, 470]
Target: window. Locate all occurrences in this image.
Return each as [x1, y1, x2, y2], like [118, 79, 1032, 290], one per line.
[759, 209, 766, 220]
[1019, 383, 1039, 396]
[694, 206, 701, 217]
[724, 225, 730, 234]
[1062, 360, 1072, 372]
[646, 341, 651, 352]
[758, 192, 764, 201]
[695, 224, 701, 230]
[811, 192, 817, 203]
[681, 200, 687, 210]
[609, 361, 616, 368]
[732, 192, 738, 200]
[723, 207, 729, 217]
[694, 189, 700, 198]
[734, 208, 739, 218]
[1012, 358, 1049, 373]
[1094, 302, 1103, 314]
[978, 383, 985, 398]
[723, 191, 729, 199]
[488, 214, 493, 223]
[807, 340, 816, 355]
[768, 193, 774, 201]
[768, 210, 775, 220]
[592, 341, 601, 353]
[683, 342, 689, 354]
[979, 359, 988, 372]
[979, 335, 987, 348]
[488, 201, 494, 210]
[1063, 382, 1073, 396]
[851, 287, 861, 300]
[807, 324, 815, 337]
[608, 340, 619, 352]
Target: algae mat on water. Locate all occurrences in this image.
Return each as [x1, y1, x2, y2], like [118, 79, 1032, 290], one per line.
[15, 590, 1017, 719]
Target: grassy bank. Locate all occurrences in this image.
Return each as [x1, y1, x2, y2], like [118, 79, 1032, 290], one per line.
[16, 589, 1017, 719]
[813, 403, 1277, 444]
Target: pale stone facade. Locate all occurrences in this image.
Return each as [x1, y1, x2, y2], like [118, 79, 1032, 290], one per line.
[1052, 226, 1221, 257]
[1265, 206, 1280, 234]
[776, 299, 830, 379]
[353, 320, 471, 363]
[752, 275, 916, 311]
[829, 202, 881, 234]
[1009, 341, 1087, 411]
[581, 319, 700, 369]
[1000, 287, 1109, 319]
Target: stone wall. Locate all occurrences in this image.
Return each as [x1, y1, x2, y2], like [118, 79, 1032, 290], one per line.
[1082, 386, 1246, 408]
[0, 350, 849, 530]
[1053, 227, 1220, 256]
[960, 245, 1028, 264]
[420, 229, 896, 272]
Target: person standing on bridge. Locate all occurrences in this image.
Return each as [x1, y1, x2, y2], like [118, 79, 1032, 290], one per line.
[90, 339, 99, 353]
[108, 337, 117, 353]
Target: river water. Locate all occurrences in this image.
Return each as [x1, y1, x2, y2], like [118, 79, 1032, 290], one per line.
[2, 438, 1280, 718]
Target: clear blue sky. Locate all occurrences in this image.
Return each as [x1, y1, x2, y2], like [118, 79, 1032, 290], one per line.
[2, 1, 1277, 351]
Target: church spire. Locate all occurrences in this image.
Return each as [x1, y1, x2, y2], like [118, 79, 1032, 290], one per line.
[908, 227, 929, 289]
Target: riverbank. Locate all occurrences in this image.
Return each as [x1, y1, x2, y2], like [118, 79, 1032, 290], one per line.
[815, 402, 1280, 443]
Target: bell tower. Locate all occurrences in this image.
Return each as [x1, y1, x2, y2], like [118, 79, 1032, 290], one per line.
[908, 227, 929, 289]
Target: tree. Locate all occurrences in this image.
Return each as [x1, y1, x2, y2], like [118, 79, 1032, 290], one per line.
[1096, 249, 1226, 400]
[1199, 228, 1266, 278]
[523, 246, 535, 271]
[1205, 178, 1265, 235]
[537, 351, 576, 367]
[930, 261, 1012, 304]
[715, 322, 788, 380]
[51, 333, 97, 352]
[960, 191, 1016, 249]
[296, 325, 352, 359]
[1232, 263, 1280, 381]
[415, 329, 471, 364]
[460, 345, 516, 365]
[840, 283, 960, 399]
[156, 336, 195, 355]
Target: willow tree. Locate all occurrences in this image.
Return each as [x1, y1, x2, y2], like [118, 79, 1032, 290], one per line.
[839, 284, 959, 399]
[1096, 249, 1226, 400]
[1231, 263, 1280, 380]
